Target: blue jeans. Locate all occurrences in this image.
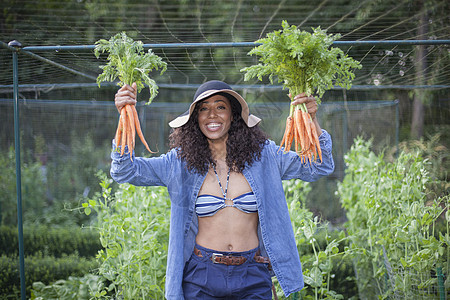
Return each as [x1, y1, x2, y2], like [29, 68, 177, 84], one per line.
[182, 244, 272, 299]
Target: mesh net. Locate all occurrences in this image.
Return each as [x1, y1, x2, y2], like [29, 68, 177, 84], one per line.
[1, 0, 449, 89]
[1, 40, 449, 90]
[1, 0, 449, 224]
[0, 93, 399, 224]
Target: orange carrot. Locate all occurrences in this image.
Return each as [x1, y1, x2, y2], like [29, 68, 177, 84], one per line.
[278, 126, 287, 153]
[285, 116, 295, 152]
[301, 111, 313, 145]
[131, 105, 156, 153]
[125, 105, 135, 149]
[294, 116, 299, 154]
[293, 109, 302, 153]
[126, 112, 133, 160]
[307, 149, 312, 164]
[279, 100, 321, 165]
[115, 103, 159, 160]
[120, 107, 127, 156]
[278, 116, 294, 153]
[278, 103, 321, 165]
[115, 113, 123, 147]
[311, 121, 322, 162]
[295, 108, 307, 153]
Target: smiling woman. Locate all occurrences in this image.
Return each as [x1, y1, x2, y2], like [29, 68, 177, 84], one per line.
[167, 82, 266, 175]
[111, 80, 335, 299]
[197, 94, 233, 144]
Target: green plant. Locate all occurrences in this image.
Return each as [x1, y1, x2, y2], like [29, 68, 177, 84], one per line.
[38, 131, 111, 227]
[94, 32, 167, 103]
[241, 20, 361, 102]
[0, 146, 46, 226]
[275, 179, 355, 299]
[394, 132, 449, 198]
[0, 225, 101, 258]
[83, 171, 170, 299]
[241, 20, 361, 160]
[0, 254, 98, 299]
[31, 274, 105, 300]
[338, 137, 449, 299]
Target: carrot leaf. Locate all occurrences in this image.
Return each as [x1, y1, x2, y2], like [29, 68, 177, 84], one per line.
[94, 32, 167, 104]
[241, 20, 362, 104]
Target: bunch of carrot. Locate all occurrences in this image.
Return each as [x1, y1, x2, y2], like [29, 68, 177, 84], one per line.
[278, 103, 322, 164]
[115, 104, 155, 160]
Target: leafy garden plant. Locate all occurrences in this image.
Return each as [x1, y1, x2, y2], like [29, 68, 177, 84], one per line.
[29, 139, 448, 300]
[241, 21, 361, 162]
[94, 31, 167, 104]
[337, 137, 449, 299]
[241, 20, 361, 103]
[83, 171, 170, 299]
[276, 179, 353, 300]
[94, 32, 166, 158]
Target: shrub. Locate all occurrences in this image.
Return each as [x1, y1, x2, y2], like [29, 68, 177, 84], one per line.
[0, 254, 99, 299]
[338, 137, 449, 299]
[83, 171, 170, 299]
[31, 274, 105, 300]
[0, 147, 46, 226]
[274, 179, 357, 299]
[0, 132, 111, 228]
[0, 225, 101, 258]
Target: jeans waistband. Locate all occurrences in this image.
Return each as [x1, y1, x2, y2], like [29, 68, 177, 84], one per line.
[194, 243, 259, 259]
[193, 243, 271, 268]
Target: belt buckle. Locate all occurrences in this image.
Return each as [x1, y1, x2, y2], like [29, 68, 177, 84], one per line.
[211, 253, 223, 263]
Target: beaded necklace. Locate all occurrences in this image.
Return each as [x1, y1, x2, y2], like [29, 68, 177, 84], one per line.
[212, 164, 231, 201]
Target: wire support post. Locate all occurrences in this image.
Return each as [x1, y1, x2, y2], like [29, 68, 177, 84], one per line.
[8, 40, 27, 300]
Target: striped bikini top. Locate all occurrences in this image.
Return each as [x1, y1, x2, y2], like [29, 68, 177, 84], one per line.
[196, 166, 258, 218]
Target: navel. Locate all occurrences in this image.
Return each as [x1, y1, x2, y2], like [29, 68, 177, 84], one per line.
[228, 244, 233, 251]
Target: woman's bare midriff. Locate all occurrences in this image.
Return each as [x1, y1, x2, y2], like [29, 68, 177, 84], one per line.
[196, 168, 259, 252]
[196, 208, 259, 252]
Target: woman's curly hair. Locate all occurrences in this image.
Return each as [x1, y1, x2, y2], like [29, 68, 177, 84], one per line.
[169, 93, 268, 174]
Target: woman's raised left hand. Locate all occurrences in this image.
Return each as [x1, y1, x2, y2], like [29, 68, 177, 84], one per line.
[115, 82, 137, 113]
[290, 93, 319, 120]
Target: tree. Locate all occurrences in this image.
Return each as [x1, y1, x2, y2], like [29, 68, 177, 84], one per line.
[334, 0, 448, 139]
[411, 0, 428, 139]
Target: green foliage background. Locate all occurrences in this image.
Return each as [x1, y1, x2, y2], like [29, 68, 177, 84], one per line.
[30, 137, 449, 299]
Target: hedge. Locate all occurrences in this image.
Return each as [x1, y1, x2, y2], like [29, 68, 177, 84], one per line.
[0, 225, 101, 258]
[0, 254, 99, 299]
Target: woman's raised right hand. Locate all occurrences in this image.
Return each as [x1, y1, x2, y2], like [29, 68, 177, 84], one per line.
[115, 83, 137, 113]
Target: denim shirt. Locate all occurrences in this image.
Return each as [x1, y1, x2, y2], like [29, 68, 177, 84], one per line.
[110, 130, 334, 299]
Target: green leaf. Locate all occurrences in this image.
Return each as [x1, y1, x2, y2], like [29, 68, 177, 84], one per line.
[242, 21, 361, 104]
[94, 32, 167, 104]
[309, 266, 323, 288]
[400, 257, 409, 268]
[84, 207, 91, 216]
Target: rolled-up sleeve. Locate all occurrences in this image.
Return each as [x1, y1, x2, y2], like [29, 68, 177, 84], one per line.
[110, 141, 175, 187]
[273, 129, 335, 181]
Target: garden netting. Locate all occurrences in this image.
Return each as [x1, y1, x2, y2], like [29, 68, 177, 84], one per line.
[0, 87, 399, 225]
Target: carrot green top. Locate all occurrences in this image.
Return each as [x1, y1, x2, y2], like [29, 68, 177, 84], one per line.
[241, 20, 362, 104]
[94, 32, 167, 104]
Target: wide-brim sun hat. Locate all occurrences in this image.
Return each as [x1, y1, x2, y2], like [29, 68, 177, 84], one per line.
[168, 80, 261, 128]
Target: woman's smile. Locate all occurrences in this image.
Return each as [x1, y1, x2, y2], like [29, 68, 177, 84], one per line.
[206, 122, 222, 131]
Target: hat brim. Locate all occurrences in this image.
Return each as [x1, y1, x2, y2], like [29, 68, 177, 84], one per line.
[169, 89, 261, 128]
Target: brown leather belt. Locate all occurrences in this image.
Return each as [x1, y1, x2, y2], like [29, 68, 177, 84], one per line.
[194, 246, 271, 268]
